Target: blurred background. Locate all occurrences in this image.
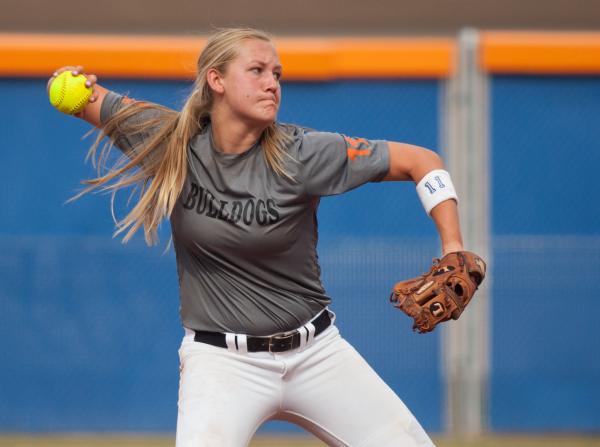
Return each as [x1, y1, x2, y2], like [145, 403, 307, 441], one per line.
[1, 0, 600, 34]
[1, 0, 599, 446]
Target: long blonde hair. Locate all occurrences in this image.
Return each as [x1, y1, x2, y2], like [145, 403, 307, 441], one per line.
[82, 28, 293, 245]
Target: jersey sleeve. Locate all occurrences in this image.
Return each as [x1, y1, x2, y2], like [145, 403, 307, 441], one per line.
[297, 130, 390, 197]
[100, 91, 167, 159]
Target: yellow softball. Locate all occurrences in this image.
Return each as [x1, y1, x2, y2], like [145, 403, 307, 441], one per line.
[48, 71, 93, 115]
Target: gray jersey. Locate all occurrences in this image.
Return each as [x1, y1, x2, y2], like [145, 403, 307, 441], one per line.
[101, 92, 389, 335]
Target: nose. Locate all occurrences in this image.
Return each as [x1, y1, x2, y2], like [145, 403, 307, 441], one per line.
[264, 73, 279, 94]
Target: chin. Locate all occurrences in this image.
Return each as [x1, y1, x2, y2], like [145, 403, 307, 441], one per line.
[255, 113, 278, 127]
[262, 103, 279, 117]
[243, 107, 278, 129]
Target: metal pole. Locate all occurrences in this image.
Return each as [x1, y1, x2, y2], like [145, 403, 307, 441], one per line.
[441, 27, 491, 436]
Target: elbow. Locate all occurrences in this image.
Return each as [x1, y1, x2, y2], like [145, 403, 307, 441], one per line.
[410, 148, 445, 183]
[385, 142, 445, 182]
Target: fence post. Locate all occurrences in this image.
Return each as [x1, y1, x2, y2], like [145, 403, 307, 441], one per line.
[441, 27, 492, 436]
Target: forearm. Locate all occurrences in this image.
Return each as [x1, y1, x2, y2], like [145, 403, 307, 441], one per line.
[430, 199, 463, 255]
[384, 141, 463, 254]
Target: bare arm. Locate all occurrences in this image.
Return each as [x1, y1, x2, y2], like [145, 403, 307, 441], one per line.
[383, 142, 463, 255]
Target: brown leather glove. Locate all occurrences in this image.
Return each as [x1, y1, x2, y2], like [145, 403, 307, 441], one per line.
[390, 251, 486, 333]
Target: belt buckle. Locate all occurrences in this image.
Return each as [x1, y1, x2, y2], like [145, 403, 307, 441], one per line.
[268, 332, 296, 353]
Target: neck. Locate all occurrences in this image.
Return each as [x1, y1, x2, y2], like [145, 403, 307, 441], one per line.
[210, 106, 266, 154]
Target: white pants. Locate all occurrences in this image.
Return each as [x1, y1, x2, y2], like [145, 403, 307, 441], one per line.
[176, 324, 435, 447]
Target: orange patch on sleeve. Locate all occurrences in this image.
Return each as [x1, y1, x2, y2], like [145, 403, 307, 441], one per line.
[347, 148, 372, 160]
[344, 136, 372, 160]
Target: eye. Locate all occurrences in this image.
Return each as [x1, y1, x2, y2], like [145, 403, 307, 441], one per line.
[273, 71, 282, 81]
[250, 67, 262, 74]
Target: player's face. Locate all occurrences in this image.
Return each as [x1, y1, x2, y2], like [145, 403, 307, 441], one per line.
[220, 39, 282, 128]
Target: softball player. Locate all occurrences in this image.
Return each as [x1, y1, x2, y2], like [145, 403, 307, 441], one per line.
[50, 27, 464, 446]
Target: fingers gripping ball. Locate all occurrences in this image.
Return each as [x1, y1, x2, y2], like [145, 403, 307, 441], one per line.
[48, 72, 92, 115]
[390, 251, 486, 333]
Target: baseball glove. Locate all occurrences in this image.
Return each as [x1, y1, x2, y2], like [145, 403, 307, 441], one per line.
[390, 251, 486, 333]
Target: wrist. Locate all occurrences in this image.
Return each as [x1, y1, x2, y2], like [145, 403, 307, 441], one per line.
[441, 242, 464, 256]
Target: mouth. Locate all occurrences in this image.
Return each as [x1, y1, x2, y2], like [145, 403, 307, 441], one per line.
[261, 99, 279, 110]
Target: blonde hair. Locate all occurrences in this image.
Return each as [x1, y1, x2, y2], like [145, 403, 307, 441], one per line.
[82, 28, 293, 245]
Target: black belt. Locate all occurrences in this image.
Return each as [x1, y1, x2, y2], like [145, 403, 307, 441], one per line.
[194, 310, 332, 353]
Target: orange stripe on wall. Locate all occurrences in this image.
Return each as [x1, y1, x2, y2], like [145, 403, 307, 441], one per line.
[0, 33, 454, 79]
[278, 38, 455, 79]
[481, 32, 600, 74]
[0, 34, 203, 79]
[4, 32, 600, 79]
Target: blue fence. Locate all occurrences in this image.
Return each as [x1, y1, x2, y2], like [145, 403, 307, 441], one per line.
[2, 75, 599, 434]
[0, 79, 443, 433]
[490, 75, 600, 431]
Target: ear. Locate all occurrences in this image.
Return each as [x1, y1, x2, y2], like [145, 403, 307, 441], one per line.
[206, 68, 225, 94]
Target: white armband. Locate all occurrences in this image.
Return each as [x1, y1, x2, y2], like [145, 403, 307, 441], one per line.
[416, 169, 458, 215]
